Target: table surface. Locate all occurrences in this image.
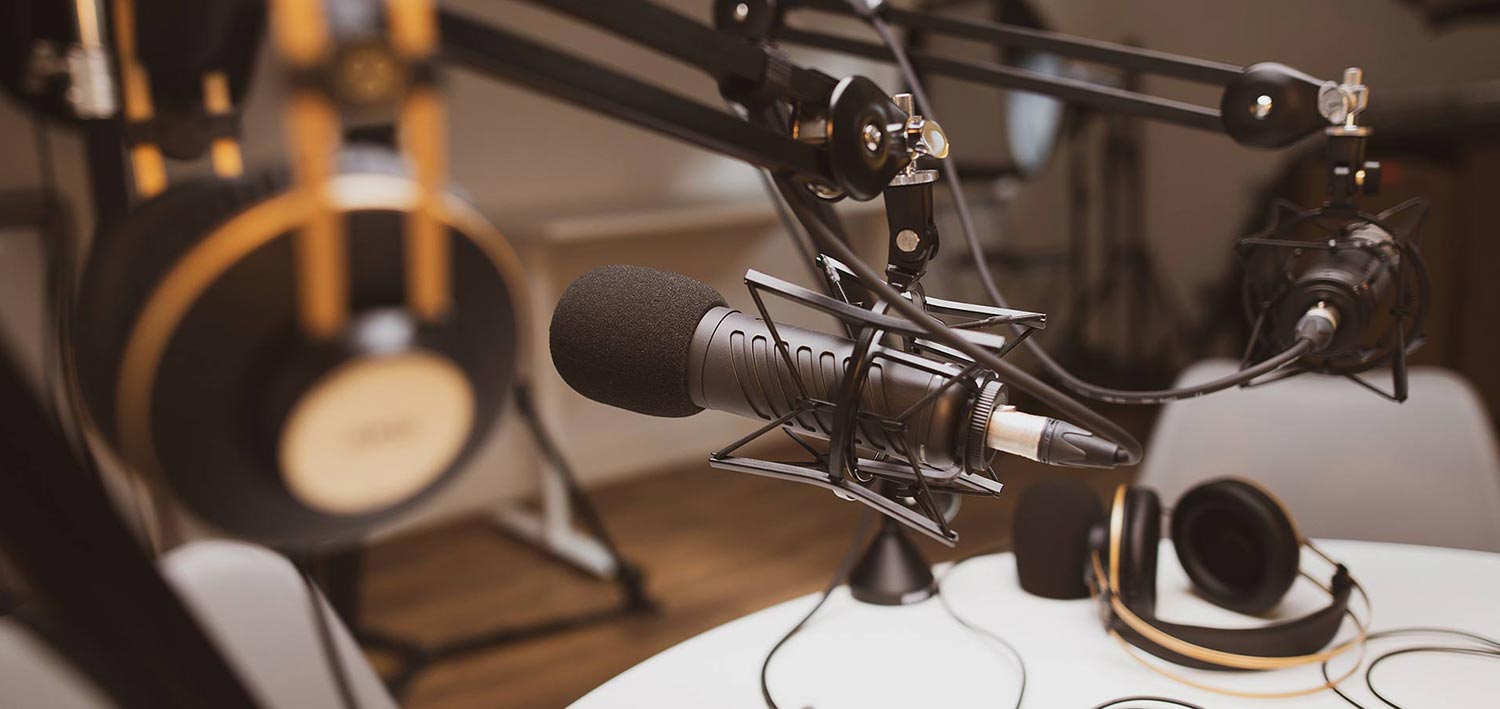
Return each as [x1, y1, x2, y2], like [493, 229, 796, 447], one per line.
[569, 540, 1500, 708]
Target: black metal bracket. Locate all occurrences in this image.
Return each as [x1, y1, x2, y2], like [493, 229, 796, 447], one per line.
[758, 0, 1342, 148]
[706, 257, 1045, 546]
[883, 179, 940, 288]
[439, 2, 914, 200]
[1236, 198, 1430, 402]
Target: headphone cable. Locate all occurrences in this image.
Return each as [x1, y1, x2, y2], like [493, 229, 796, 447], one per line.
[1365, 646, 1500, 709]
[1319, 626, 1500, 709]
[1088, 697, 1208, 709]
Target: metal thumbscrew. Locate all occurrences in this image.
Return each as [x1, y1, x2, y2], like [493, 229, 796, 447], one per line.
[862, 122, 885, 154]
[892, 92, 949, 160]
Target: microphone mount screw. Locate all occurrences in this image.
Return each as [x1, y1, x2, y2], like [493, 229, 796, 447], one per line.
[888, 92, 947, 186]
[895, 229, 922, 252]
[862, 121, 885, 154]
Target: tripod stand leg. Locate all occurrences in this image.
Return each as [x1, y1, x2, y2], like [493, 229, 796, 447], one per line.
[327, 382, 654, 698]
[492, 465, 618, 578]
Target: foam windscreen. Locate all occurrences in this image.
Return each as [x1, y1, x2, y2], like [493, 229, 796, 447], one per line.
[549, 265, 727, 418]
[1013, 479, 1105, 599]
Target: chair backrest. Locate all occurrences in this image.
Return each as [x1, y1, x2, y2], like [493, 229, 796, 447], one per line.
[0, 540, 396, 708]
[1138, 360, 1500, 553]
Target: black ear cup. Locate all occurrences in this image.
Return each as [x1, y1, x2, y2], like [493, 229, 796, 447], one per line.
[1171, 478, 1300, 615]
[76, 173, 286, 442]
[72, 150, 524, 548]
[1116, 487, 1162, 615]
[1013, 479, 1104, 599]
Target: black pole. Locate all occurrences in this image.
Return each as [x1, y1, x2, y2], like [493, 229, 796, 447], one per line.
[0, 344, 258, 707]
[81, 119, 129, 233]
[777, 27, 1225, 134]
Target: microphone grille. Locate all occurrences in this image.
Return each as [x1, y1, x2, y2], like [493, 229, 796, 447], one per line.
[549, 265, 727, 418]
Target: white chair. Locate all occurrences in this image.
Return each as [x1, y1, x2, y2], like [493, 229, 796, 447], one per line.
[0, 540, 397, 708]
[1137, 359, 1500, 553]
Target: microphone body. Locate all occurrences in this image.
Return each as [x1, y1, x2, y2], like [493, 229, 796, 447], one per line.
[690, 307, 975, 470]
[1279, 223, 1399, 355]
[549, 265, 1124, 470]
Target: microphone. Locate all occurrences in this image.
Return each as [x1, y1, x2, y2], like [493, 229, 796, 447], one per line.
[549, 265, 1124, 469]
[1276, 222, 1398, 357]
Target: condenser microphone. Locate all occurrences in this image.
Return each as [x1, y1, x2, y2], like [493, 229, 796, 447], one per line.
[1275, 222, 1400, 357]
[549, 265, 1125, 469]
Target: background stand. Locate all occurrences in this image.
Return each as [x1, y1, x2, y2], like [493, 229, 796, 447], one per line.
[317, 383, 656, 699]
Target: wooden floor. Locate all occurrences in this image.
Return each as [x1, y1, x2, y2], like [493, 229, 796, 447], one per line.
[359, 441, 1142, 708]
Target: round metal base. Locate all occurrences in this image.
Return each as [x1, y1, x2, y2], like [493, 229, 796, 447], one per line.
[848, 519, 936, 606]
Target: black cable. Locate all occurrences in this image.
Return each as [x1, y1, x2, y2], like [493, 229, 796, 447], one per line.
[849, 2, 1314, 406]
[29, 117, 63, 423]
[761, 509, 875, 709]
[28, 117, 101, 488]
[774, 176, 1143, 464]
[1087, 697, 1208, 709]
[756, 167, 827, 287]
[1038, 337, 1314, 405]
[935, 549, 1027, 709]
[1320, 627, 1500, 709]
[302, 568, 361, 709]
[1365, 646, 1500, 709]
[726, 100, 827, 289]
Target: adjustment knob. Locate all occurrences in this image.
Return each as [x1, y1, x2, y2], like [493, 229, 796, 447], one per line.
[893, 92, 950, 160]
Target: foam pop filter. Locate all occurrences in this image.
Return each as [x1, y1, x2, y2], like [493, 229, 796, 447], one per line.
[549, 265, 727, 418]
[1013, 479, 1105, 599]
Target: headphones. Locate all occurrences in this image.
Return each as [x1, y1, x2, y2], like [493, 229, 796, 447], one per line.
[1014, 478, 1367, 690]
[70, 0, 526, 548]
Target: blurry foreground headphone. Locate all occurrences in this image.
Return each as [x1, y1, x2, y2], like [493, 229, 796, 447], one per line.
[1014, 478, 1368, 695]
[71, 0, 526, 547]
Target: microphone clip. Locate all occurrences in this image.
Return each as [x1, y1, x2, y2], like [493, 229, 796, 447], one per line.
[1235, 196, 1431, 402]
[707, 256, 1047, 545]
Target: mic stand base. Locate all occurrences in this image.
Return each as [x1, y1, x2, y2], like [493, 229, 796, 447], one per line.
[847, 517, 936, 606]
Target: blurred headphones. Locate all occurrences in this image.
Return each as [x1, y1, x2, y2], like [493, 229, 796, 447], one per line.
[1014, 478, 1367, 688]
[71, 0, 526, 548]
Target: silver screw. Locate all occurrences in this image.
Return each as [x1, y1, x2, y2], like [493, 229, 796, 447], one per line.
[1253, 94, 1273, 119]
[733, 3, 750, 21]
[896, 229, 921, 252]
[892, 92, 915, 116]
[862, 122, 884, 154]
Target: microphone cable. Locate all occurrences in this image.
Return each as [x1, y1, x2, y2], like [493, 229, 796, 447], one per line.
[935, 548, 1028, 709]
[761, 524, 1030, 709]
[770, 174, 1143, 465]
[761, 510, 875, 709]
[847, 1, 1317, 406]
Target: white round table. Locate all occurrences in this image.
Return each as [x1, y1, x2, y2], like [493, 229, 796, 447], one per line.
[570, 540, 1500, 708]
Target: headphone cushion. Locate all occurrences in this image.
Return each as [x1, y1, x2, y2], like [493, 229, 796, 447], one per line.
[1171, 478, 1300, 615]
[74, 172, 286, 441]
[1013, 479, 1104, 599]
[1117, 487, 1162, 614]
